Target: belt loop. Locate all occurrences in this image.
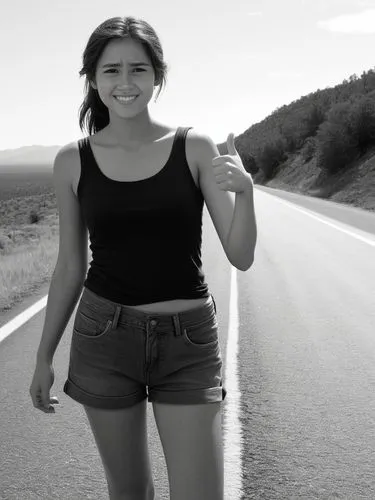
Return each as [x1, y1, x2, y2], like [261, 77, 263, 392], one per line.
[112, 305, 121, 330]
[172, 313, 182, 336]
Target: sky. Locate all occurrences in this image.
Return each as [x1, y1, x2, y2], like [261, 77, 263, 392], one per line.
[1, 0, 375, 150]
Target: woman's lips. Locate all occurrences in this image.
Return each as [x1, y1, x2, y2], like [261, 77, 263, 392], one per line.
[113, 95, 139, 105]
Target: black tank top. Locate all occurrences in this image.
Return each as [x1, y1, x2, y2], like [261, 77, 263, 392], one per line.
[77, 126, 210, 305]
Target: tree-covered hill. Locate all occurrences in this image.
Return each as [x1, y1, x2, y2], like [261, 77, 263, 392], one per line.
[218, 68, 375, 183]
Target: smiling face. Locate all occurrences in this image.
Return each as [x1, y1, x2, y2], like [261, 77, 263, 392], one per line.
[90, 38, 156, 119]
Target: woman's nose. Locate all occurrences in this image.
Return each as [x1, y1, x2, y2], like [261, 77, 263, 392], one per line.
[119, 71, 133, 85]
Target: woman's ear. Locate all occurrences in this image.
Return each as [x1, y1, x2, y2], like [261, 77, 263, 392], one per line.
[90, 79, 97, 90]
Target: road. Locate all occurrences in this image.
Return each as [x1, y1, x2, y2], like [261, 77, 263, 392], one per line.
[0, 186, 374, 499]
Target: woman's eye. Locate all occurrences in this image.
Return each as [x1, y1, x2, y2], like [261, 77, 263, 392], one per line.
[104, 68, 145, 73]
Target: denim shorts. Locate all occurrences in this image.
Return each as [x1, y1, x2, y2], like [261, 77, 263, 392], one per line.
[63, 287, 227, 409]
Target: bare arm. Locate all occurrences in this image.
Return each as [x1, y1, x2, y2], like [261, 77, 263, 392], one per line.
[36, 142, 88, 363]
[36, 271, 85, 363]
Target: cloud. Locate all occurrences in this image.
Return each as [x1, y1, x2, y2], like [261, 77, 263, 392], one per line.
[317, 8, 375, 34]
[358, 0, 375, 6]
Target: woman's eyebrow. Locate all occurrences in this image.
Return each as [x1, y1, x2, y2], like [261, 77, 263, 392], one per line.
[101, 62, 150, 68]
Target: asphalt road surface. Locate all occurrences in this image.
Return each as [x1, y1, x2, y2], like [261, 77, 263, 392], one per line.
[0, 186, 374, 499]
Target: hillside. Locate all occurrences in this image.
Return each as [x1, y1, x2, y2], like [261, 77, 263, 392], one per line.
[217, 68, 375, 213]
[217, 138, 375, 213]
[260, 146, 375, 213]
[0, 145, 60, 170]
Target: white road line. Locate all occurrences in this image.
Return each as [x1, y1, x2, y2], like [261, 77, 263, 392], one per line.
[223, 265, 243, 498]
[262, 192, 375, 247]
[0, 296, 47, 344]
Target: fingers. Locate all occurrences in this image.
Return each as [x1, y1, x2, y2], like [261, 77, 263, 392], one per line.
[31, 391, 59, 413]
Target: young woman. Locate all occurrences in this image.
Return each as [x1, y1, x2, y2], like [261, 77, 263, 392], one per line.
[29, 16, 257, 500]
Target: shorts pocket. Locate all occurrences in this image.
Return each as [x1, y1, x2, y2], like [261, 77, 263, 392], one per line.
[73, 302, 113, 339]
[182, 314, 219, 349]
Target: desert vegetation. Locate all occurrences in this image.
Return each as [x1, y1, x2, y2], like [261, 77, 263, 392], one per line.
[0, 191, 60, 313]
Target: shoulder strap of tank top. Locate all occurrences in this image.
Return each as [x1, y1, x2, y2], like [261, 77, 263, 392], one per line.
[77, 136, 90, 165]
[176, 126, 193, 142]
[75, 137, 92, 189]
[173, 126, 193, 156]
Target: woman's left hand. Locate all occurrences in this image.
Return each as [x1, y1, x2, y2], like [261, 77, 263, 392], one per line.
[212, 133, 254, 193]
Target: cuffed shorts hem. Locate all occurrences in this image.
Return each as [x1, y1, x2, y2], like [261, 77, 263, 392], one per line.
[63, 377, 148, 410]
[148, 385, 227, 405]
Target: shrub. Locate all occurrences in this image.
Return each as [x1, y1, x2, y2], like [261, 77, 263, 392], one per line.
[300, 137, 316, 163]
[348, 95, 375, 154]
[29, 210, 41, 224]
[258, 137, 288, 179]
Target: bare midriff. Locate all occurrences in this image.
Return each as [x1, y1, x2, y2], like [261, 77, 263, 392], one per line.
[126, 296, 210, 314]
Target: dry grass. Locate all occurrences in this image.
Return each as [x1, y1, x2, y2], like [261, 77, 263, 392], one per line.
[0, 232, 58, 312]
[262, 146, 375, 213]
[0, 190, 60, 314]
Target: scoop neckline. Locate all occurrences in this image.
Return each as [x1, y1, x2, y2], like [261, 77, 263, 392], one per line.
[85, 127, 181, 184]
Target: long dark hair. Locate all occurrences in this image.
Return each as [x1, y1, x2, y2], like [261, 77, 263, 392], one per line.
[78, 16, 169, 135]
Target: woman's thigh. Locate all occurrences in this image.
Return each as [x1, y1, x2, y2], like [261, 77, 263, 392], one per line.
[83, 399, 155, 498]
[152, 401, 224, 500]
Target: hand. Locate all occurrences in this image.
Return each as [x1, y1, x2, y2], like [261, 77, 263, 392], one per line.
[212, 133, 253, 193]
[29, 360, 60, 414]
